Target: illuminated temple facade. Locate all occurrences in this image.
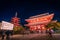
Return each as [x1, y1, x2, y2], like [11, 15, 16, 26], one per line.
[25, 13, 54, 33]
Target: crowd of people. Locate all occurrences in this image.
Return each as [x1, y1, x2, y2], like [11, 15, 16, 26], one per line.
[0, 30, 13, 40]
[0, 28, 54, 40]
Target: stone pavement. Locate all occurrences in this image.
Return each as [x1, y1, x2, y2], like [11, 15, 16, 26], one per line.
[0, 34, 60, 40]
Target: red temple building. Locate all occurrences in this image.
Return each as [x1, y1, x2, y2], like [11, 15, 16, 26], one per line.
[25, 13, 54, 33]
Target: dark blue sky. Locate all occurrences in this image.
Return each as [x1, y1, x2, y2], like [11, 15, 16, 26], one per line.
[0, 0, 60, 24]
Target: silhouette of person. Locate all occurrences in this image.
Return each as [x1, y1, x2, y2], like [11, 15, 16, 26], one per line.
[0, 30, 5, 40]
[48, 29, 52, 37]
[5, 30, 11, 40]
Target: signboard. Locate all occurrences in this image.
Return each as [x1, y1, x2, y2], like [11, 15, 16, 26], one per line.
[1, 21, 14, 30]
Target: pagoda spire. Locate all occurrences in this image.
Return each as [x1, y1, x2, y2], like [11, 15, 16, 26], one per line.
[15, 12, 18, 17]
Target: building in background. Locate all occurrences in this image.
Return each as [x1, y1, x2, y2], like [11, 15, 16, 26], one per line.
[25, 13, 54, 33]
[11, 12, 24, 32]
[11, 12, 20, 27]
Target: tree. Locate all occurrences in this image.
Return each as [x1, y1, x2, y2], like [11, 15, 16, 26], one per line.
[13, 25, 25, 34]
[46, 21, 60, 31]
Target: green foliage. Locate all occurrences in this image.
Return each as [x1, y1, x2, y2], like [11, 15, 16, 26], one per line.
[52, 27, 58, 31]
[13, 26, 24, 34]
[46, 22, 60, 30]
[14, 26, 24, 31]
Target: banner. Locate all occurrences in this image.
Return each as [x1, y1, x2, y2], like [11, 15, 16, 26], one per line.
[1, 21, 14, 30]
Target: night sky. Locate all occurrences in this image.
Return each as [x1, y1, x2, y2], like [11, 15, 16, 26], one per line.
[0, 0, 60, 25]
